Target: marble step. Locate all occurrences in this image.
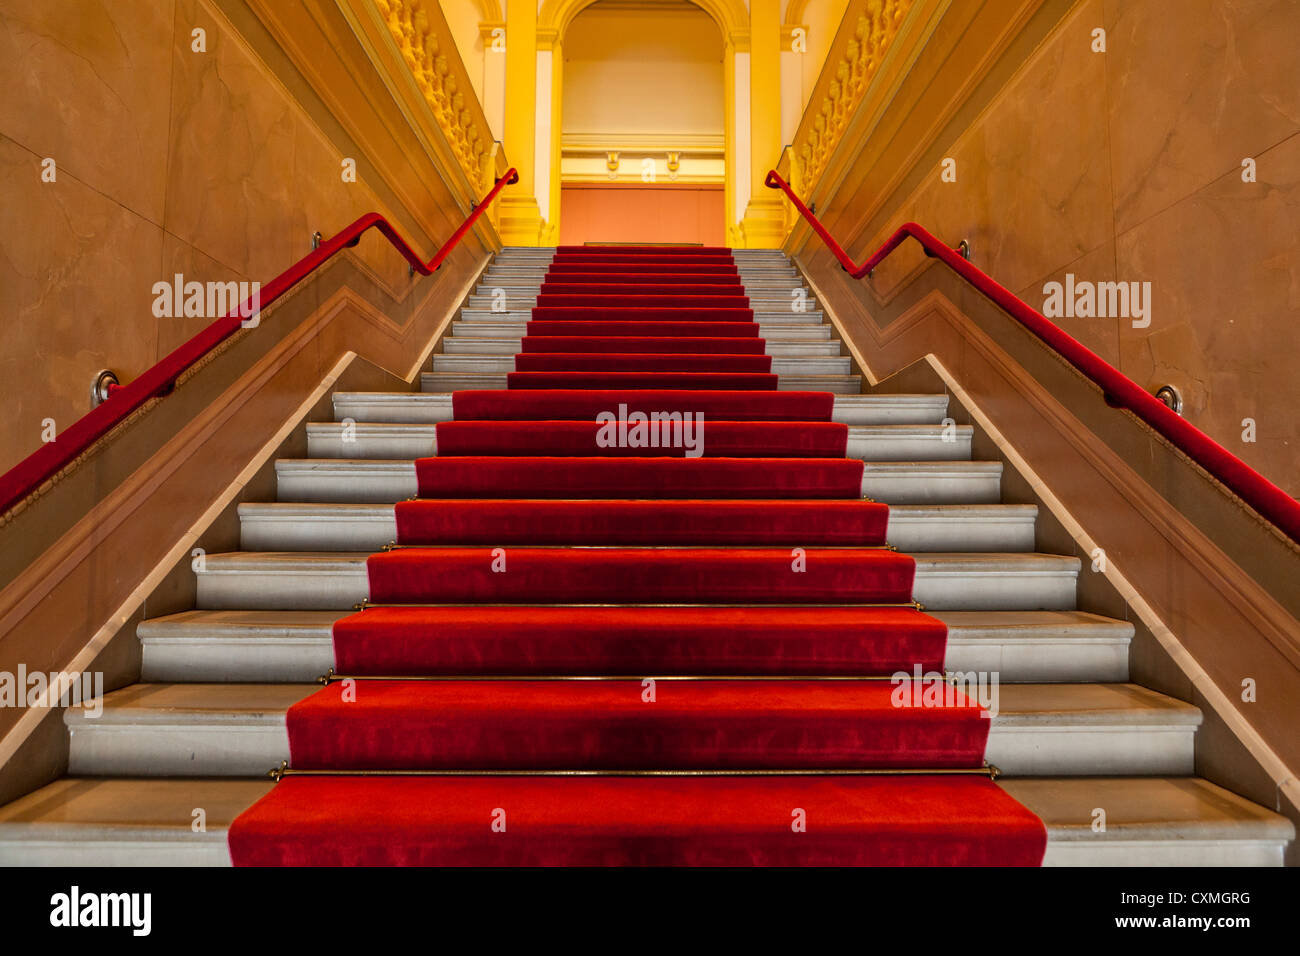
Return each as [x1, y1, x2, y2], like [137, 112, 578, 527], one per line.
[470, 280, 808, 292]
[464, 296, 819, 311]
[330, 392, 950, 426]
[861, 461, 1002, 504]
[191, 550, 1079, 611]
[419, 372, 863, 393]
[273, 458, 998, 505]
[304, 421, 972, 461]
[441, 337, 845, 356]
[453, 321, 834, 340]
[59, 681, 1191, 778]
[236, 501, 1026, 553]
[485, 258, 796, 270]
[1003, 777, 1295, 866]
[454, 311, 830, 327]
[482, 271, 801, 286]
[1, 775, 1286, 867]
[137, 608, 1129, 684]
[430, 354, 855, 376]
[476, 275, 802, 289]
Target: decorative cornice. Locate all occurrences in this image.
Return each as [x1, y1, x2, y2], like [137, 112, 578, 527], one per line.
[563, 132, 726, 153]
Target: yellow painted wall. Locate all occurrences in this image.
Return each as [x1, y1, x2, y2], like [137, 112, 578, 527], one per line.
[562, 4, 724, 140]
[798, 0, 849, 111]
[443, 0, 487, 107]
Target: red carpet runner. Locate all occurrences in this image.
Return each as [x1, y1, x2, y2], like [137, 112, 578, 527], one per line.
[228, 243, 1047, 866]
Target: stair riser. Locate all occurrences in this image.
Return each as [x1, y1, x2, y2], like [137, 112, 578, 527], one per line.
[861, 474, 1001, 504]
[454, 312, 829, 327]
[430, 355, 854, 375]
[276, 468, 416, 503]
[464, 298, 820, 311]
[62, 720, 1183, 778]
[831, 399, 948, 426]
[67, 725, 288, 777]
[986, 730, 1195, 776]
[481, 268, 799, 282]
[452, 322, 831, 338]
[236, 512, 1031, 553]
[420, 373, 863, 394]
[194, 565, 1077, 611]
[303, 430, 972, 462]
[274, 470, 992, 505]
[139, 634, 1128, 684]
[846, 434, 971, 461]
[328, 397, 949, 426]
[0, 842, 236, 867]
[478, 286, 806, 299]
[442, 338, 845, 356]
[5, 834, 1282, 868]
[332, 397, 454, 424]
[142, 639, 336, 683]
[477, 276, 801, 289]
[1040, 842, 1287, 867]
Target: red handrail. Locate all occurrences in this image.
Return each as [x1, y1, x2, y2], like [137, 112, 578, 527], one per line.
[0, 169, 518, 518]
[767, 169, 1300, 546]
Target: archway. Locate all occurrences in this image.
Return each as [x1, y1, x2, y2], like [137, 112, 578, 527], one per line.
[537, 0, 749, 244]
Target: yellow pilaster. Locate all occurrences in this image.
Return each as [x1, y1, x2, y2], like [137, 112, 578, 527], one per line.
[740, 0, 785, 248]
[723, 38, 741, 247]
[500, 0, 544, 244]
[540, 30, 563, 245]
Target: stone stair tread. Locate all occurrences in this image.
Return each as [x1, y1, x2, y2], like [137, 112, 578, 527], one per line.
[135, 607, 1130, 685]
[0, 776, 1288, 863]
[0, 778, 273, 843]
[138, 607, 1126, 641]
[67, 681, 1196, 729]
[302, 421, 967, 437]
[197, 549, 1076, 569]
[863, 461, 1002, 474]
[934, 609, 1133, 640]
[329, 391, 946, 405]
[138, 608, 347, 639]
[236, 501, 1029, 517]
[1002, 777, 1295, 842]
[911, 552, 1080, 571]
[992, 683, 1201, 726]
[272, 458, 999, 472]
[64, 683, 313, 725]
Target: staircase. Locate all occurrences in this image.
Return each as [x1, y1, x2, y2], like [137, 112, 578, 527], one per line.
[0, 246, 1290, 866]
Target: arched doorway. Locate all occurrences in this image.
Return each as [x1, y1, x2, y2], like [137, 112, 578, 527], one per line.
[538, 0, 748, 245]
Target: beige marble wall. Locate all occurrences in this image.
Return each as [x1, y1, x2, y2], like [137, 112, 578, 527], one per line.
[0, 0, 433, 475]
[833, 0, 1300, 493]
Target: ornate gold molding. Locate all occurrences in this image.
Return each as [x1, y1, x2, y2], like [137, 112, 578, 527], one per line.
[793, 0, 914, 197]
[372, 0, 496, 192]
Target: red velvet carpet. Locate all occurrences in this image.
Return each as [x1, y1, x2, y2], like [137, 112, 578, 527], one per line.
[283, 680, 987, 770]
[452, 388, 834, 420]
[228, 775, 1045, 866]
[227, 243, 1047, 866]
[330, 606, 943, 675]
[394, 499, 886, 544]
[415, 457, 865, 497]
[432, 420, 846, 456]
[513, 352, 773, 371]
[505, 370, 780, 389]
[519, 335, 767, 353]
